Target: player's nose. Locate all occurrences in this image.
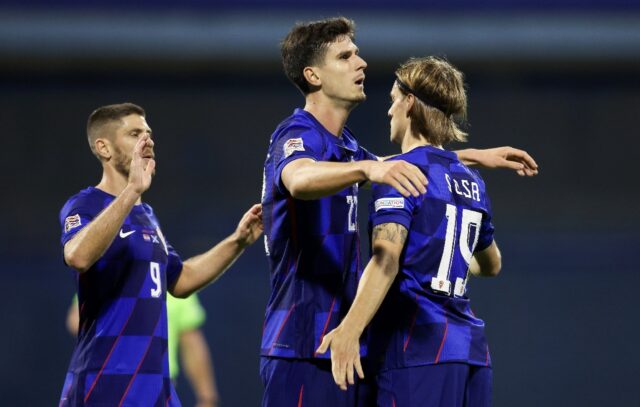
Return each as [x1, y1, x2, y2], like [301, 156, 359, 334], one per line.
[356, 54, 367, 70]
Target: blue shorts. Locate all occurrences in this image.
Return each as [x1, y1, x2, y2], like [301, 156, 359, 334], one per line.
[376, 363, 492, 407]
[260, 357, 375, 407]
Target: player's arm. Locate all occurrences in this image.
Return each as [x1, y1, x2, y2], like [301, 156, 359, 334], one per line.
[281, 158, 427, 200]
[316, 222, 407, 390]
[64, 135, 155, 272]
[455, 147, 538, 176]
[179, 329, 220, 407]
[169, 204, 263, 298]
[65, 299, 79, 336]
[469, 240, 502, 277]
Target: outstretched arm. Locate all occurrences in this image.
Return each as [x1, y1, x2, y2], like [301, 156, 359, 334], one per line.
[64, 135, 155, 272]
[169, 204, 263, 298]
[316, 222, 407, 390]
[281, 158, 427, 200]
[455, 146, 538, 176]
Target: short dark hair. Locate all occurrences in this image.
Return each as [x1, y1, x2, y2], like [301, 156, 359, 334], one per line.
[281, 17, 355, 94]
[86, 103, 145, 158]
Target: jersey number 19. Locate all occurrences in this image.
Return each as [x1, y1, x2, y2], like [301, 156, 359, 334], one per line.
[431, 204, 482, 297]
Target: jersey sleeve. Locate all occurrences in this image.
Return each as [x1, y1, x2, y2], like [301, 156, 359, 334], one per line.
[59, 198, 101, 247]
[165, 241, 184, 289]
[475, 188, 495, 252]
[273, 127, 325, 194]
[369, 182, 418, 231]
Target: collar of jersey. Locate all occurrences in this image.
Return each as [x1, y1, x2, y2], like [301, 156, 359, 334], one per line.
[294, 108, 358, 152]
[405, 144, 458, 161]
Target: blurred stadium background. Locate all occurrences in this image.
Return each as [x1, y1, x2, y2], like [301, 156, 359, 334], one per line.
[0, 1, 638, 405]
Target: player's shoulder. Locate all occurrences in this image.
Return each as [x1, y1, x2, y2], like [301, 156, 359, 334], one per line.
[61, 186, 107, 212]
[451, 159, 487, 188]
[273, 109, 321, 138]
[388, 145, 456, 169]
[60, 187, 114, 217]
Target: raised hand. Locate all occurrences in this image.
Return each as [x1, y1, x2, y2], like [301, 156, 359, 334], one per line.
[234, 204, 263, 248]
[315, 325, 365, 391]
[128, 134, 156, 194]
[365, 160, 428, 197]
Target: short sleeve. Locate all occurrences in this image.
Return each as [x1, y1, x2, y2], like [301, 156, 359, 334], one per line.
[369, 182, 418, 231]
[475, 193, 495, 252]
[59, 201, 100, 247]
[165, 242, 183, 289]
[273, 127, 325, 194]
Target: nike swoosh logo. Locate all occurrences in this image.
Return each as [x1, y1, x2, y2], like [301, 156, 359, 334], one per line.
[119, 229, 135, 238]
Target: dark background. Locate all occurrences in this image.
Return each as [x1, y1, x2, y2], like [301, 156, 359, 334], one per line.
[0, 1, 638, 406]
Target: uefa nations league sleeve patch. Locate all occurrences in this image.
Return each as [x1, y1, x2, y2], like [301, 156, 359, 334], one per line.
[64, 214, 82, 232]
[283, 138, 305, 158]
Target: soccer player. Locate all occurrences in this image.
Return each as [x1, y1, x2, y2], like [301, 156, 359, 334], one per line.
[58, 103, 262, 406]
[317, 56, 502, 407]
[65, 293, 220, 406]
[261, 18, 536, 407]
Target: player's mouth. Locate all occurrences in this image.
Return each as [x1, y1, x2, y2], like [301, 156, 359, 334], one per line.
[355, 76, 365, 87]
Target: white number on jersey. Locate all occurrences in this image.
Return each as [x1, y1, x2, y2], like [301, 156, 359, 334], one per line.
[346, 195, 358, 232]
[431, 204, 483, 297]
[150, 261, 162, 298]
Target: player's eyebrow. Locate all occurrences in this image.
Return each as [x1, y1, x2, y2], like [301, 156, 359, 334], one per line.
[337, 50, 353, 59]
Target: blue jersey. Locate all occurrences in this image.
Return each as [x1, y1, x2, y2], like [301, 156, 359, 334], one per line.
[59, 187, 183, 406]
[261, 108, 377, 359]
[367, 145, 495, 371]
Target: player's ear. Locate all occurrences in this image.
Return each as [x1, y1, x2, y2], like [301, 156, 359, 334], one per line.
[94, 138, 112, 160]
[303, 67, 321, 88]
[405, 93, 415, 114]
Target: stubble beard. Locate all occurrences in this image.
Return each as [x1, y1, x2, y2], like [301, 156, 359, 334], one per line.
[111, 145, 131, 179]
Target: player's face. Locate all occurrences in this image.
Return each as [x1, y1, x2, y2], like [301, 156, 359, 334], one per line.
[388, 83, 410, 145]
[111, 114, 154, 177]
[314, 36, 367, 106]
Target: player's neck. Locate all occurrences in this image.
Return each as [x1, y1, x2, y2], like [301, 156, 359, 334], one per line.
[96, 167, 142, 204]
[303, 95, 353, 137]
[401, 131, 442, 153]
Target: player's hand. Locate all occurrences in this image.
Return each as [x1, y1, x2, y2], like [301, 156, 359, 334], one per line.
[460, 146, 539, 176]
[128, 133, 156, 194]
[233, 204, 263, 248]
[364, 160, 428, 197]
[315, 325, 365, 391]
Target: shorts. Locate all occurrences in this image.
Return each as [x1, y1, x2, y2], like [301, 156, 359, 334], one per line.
[376, 363, 492, 407]
[260, 356, 375, 407]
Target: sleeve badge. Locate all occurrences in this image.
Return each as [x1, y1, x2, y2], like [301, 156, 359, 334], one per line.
[283, 138, 305, 158]
[64, 214, 82, 232]
[374, 197, 405, 211]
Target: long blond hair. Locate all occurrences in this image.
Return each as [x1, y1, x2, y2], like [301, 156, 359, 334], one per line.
[395, 56, 468, 146]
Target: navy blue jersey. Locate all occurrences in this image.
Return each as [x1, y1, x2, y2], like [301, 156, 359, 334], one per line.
[59, 187, 183, 406]
[261, 109, 377, 359]
[368, 145, 495, 370]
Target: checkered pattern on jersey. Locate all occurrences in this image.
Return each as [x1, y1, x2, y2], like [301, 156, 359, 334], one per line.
[59, 187, 183, 406]
[367, 146, 495, 370]
[261, 109, 377, 359]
